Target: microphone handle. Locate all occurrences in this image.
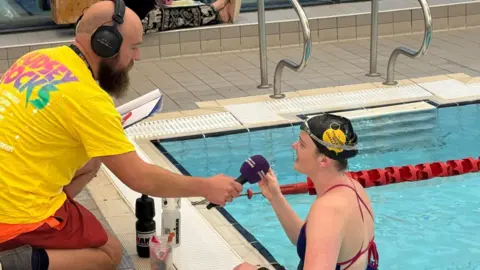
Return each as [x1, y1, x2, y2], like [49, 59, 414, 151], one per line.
[206, 175, 246, 210]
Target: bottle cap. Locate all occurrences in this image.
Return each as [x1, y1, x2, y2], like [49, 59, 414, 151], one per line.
[135, 194, 155, 220]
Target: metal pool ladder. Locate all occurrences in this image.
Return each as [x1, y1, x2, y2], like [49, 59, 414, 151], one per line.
[383, 0, 433, 85]
[269, 0, 312, 99]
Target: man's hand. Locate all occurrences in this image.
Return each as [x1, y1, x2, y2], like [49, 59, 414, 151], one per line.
[203, 174, 242, 206]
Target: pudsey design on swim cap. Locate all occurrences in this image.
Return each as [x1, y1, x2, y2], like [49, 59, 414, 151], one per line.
[322, 122, 347, 155]
[301, 113, 358, 160]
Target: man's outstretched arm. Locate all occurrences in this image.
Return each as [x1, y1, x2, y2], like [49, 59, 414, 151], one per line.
[100, 151, 242, 206]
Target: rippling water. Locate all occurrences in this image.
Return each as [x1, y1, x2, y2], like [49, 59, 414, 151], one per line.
[159, 104, 480, 270]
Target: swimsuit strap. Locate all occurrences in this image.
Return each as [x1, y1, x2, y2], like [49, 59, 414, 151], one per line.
[337, 239, 376, 270]
[367, 239, 379, 269]
[347, 178, 375, 222]
[322, 180, 376, 270]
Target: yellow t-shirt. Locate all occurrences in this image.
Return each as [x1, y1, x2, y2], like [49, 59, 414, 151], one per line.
[0, 46, 135, 225]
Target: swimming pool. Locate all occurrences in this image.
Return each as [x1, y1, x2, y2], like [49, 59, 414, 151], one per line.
[156, 103, 480, 270]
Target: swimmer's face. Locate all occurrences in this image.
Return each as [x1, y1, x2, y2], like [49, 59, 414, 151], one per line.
[292, 131, 329, 175]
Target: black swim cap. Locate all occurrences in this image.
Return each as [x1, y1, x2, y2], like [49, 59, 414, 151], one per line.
[300, 113, 358, 160]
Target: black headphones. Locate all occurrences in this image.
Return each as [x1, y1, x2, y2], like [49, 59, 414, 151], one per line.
[77, 0, 126, 58]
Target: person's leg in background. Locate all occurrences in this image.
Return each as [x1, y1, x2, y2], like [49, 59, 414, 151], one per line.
[63, 158, 102, 199]
[128, 0, 241, 33]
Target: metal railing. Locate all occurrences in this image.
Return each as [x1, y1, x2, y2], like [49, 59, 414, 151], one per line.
[270, 0, 312, 99]
[257, 0, 272, 89]
[366, 0, 381, 77]
[383, 0, 433, 85]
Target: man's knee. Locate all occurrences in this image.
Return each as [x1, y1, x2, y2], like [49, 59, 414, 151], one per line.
[99, 232, 123, 267]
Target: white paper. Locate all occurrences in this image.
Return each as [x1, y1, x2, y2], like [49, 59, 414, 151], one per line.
[116, 89, 164, 129]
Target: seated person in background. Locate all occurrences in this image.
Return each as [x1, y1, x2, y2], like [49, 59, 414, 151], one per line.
[124, 0, 241, 33]
[234, 113, 379, 270]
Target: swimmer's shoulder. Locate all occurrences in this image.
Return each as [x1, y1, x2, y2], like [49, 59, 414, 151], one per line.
[313, 186, 360, 217]
[312, 191, 352, 218]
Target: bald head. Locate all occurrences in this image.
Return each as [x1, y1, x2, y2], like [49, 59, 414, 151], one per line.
[76, 0, 142, 37]
[74, 0, 142, 61]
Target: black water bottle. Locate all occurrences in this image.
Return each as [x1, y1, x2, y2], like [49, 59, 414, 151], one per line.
[135, 194, 156, 258]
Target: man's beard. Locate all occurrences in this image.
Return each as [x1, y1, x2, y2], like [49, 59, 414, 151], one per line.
[98, 59, 133, 98]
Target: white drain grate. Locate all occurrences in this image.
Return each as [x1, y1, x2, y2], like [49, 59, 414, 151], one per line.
[265, 84, 432, 114]
[125, 112, 242, 139]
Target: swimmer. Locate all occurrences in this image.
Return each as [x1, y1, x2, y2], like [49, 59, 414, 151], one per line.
[234, 113, 379, 270]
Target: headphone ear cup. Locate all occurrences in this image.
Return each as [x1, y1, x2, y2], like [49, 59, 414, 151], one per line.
[91, 26, 123, 58]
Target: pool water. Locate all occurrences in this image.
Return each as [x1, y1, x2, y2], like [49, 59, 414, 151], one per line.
[158, 104, 480, 270]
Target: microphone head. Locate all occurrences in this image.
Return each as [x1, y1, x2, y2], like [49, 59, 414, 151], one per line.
[240, 155, 270, 184]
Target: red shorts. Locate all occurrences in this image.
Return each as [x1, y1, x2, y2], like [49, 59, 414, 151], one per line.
[0, 196, 108, 251]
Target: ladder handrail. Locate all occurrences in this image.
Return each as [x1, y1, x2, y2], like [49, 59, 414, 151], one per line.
[384, 0, 433, 85]
[366, 0, 381, 77]
[270, 0, 311, 99]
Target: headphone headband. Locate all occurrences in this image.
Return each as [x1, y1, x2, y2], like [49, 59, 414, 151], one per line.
[112, 0, 125, 24]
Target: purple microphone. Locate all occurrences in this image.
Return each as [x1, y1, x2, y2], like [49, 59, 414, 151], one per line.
[207, 155, 270, 209]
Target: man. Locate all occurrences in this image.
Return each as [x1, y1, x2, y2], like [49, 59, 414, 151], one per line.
[0, 1, 241, 269]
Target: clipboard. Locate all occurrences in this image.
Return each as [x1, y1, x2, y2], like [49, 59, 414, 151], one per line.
[116, 89, 164, 129]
